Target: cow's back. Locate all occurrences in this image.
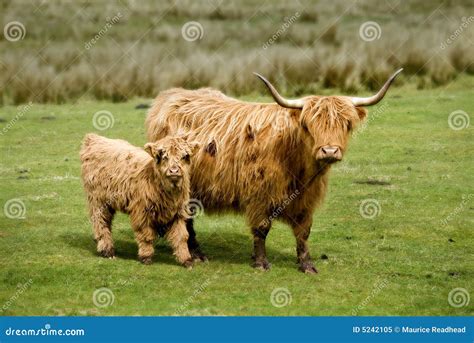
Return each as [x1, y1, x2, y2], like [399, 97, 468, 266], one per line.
[145, 88, 314, 216]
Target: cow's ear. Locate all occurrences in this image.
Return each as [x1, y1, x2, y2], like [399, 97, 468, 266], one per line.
[188, 141, 201, 156]
[144, 143, 154, 157]
[356, 107, 367, 121]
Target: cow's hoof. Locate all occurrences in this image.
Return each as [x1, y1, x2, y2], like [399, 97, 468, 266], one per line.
[139, 256, 153, 265]
[99, 248, 115, 259]
[183, 260, 194, 270]
[191, 250, 208, 263]
[253, 259, 271, 271]
[299, 261, 318, 274]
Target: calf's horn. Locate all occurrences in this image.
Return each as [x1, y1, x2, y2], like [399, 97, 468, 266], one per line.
[254, 72, 305, 109]
[350, 68, 403, 107]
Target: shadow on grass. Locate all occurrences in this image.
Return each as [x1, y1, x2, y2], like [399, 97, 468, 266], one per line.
[61, 230, 295, 269]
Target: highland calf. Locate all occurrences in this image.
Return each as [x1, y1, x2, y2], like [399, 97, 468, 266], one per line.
[146, 69, 402, 273]
[80, 133, 199, 267]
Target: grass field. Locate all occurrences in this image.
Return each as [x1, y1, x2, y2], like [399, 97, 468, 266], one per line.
[0, 76, 472, 316]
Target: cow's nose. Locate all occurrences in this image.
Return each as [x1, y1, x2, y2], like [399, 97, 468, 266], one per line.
[320, 146, 342, 161]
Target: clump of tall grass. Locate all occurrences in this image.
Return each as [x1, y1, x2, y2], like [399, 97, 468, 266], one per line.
[0, 0, 472, 104]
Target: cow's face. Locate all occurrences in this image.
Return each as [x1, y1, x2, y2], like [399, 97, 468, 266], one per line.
[300, 96, 366, 164]
[145, 137, 200, 191]
[254, 69, 402, 164]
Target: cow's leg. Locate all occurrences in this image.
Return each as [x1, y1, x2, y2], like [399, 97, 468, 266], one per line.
[186, 218, 208, 262]
[166, 219, 193, 268]
[89, 203, 115, 258]
[251, 222, 272, 271]
[291, 216, 318, 274]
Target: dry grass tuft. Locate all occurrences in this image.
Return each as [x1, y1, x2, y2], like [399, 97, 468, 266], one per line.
[0, 0, 473, 104]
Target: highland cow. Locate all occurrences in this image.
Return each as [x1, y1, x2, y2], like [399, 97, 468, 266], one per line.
[80, 133, 199, 267]
[145, 69, 402, 273]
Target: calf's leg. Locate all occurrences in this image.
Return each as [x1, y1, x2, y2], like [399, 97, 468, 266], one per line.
[89, 203, 115, 258]
[131, 217, 156, 264]
[166, 219, 193, 268]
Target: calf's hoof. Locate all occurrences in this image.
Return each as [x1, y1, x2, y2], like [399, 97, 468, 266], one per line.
[252, 259, 271, 271]
[139, 256, 153, 265]
[299, 261, 318, 274]
[99, 248, 115, 259]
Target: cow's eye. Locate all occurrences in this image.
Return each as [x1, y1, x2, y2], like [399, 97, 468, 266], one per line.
[347, 121, 352, 132]
[182, 154, 190, 162]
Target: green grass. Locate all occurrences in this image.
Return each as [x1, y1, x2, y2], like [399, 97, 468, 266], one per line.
[0, 77, 472, 316]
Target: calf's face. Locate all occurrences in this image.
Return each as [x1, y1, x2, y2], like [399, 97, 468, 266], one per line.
[145, 137, 200, 191]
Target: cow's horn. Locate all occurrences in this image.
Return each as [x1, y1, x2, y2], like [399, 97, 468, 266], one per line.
[254, 73, 305, 109]
[350, 68, 403, 107]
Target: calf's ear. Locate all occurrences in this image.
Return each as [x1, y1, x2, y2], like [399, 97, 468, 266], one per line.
[144, 143, 154, 157]
[188, 141, 201, 156]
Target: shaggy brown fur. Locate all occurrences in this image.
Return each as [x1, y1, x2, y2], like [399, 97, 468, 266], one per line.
[80, 133, 199, 267]
[145, 88, 368, 273]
